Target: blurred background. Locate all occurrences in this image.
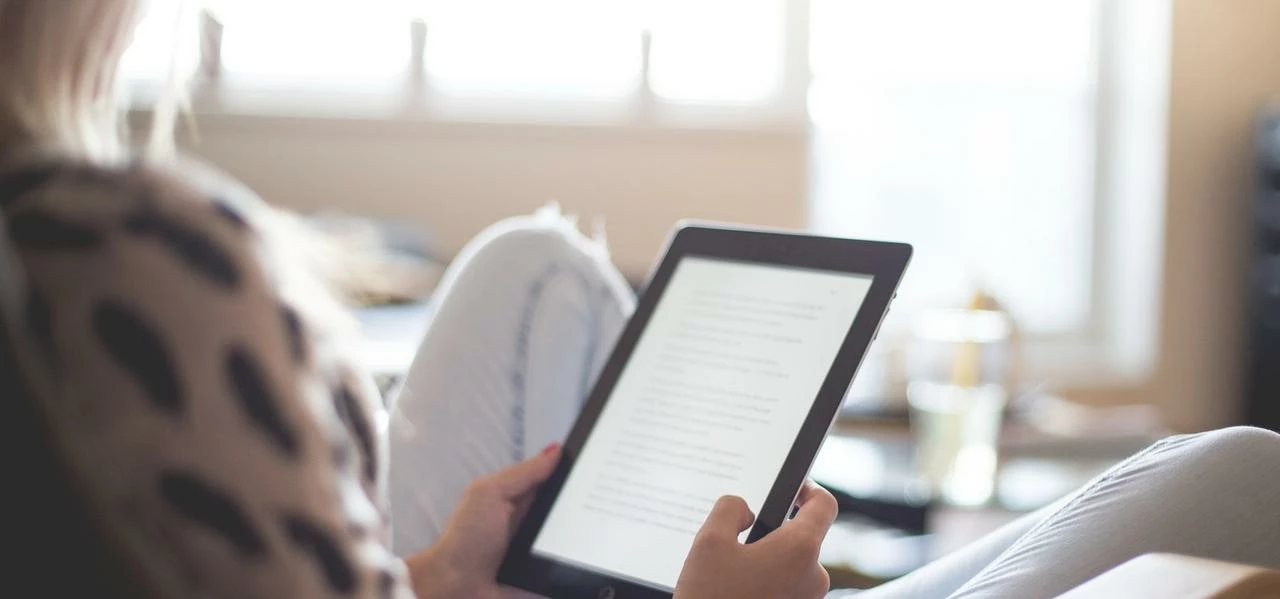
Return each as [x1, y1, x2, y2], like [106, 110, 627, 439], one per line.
[123, 0, 1280, 588]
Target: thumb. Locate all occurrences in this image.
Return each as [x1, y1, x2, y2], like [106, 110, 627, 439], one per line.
[489, 443, 562, 498]
[785, 481, 838, 538]
[697, 496, 755, 540]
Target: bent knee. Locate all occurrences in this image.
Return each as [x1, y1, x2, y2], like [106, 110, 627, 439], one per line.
[461, 208, 610, 277]
[1153, 426, 1280, 479]
[1200, 426, 1280, 463]
[440, 208, 634, 318]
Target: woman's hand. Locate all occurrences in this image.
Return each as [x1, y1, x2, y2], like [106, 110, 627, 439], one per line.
[406, 444, 561, 599]
[674, 481, 838, 599]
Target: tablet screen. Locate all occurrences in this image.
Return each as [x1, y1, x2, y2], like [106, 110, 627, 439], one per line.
[530, 256, 874, 591]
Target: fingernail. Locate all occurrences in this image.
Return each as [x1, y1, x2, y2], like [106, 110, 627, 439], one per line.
[541, 443, 561, 455]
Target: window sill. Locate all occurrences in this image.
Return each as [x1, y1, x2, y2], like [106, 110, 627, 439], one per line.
[129, 80, 809, 137]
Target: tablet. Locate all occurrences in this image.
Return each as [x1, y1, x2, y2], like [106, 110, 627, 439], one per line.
[498, 224, 911, 599]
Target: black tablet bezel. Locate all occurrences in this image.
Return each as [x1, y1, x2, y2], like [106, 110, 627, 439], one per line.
[497, 224, 912, 599]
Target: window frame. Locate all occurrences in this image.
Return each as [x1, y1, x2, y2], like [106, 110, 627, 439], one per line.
[129, 6, 811, 132]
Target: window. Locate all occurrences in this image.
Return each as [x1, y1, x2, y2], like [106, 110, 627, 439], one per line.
[124, 0, 798, 116]
[217, 4, 409, 83]
[809, 0, 1101, 336]
[423, 0, 643, 100]
[646, 0, 787, 104]
[120, 1, 199, 83]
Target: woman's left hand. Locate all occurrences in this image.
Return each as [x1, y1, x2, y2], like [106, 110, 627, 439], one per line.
[407, 444, 561, 599]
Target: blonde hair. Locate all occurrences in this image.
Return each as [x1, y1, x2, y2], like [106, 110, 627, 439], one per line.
[0, 0, 184, 164]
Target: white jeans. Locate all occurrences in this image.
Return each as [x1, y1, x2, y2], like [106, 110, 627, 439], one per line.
[388, 214, 1280, 598]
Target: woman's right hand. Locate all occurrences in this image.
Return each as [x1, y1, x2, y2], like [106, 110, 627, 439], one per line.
[674, 481, 838, 599]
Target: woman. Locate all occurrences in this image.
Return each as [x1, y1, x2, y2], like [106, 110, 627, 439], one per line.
[1, 2, 1278, 598]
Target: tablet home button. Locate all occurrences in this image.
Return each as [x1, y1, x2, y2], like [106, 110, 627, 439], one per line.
[598, 586, 616, 599]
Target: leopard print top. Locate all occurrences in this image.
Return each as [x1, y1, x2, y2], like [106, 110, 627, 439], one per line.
[0, 159, 414, 598]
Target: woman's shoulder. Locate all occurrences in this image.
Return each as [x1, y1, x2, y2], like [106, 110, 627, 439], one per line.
[0, 154, 361, 384]
[0, 157, 264, 235]
[0, 157, 406, 597]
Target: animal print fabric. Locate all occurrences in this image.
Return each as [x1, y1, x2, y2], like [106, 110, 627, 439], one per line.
[0, 160, 414, 599]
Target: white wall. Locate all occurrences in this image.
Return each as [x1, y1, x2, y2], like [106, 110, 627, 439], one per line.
[186, 116, 807, 279]
[1147, 0, 1280, 430]
[1068, 0, 1280, 431]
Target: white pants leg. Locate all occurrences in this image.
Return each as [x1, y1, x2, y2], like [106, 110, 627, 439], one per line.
[840, 502, 1051, 598]
[386, 210, 635, 557]
[857, 426, 1280, 598]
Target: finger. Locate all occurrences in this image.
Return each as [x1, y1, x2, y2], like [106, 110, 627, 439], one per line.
[509, 491, 539, 536]
[499, 589, 543, 599]
[487, 443, 562, 498]
[787, 481, 838, 536]
[805, 563, 832, 599]
[697, 495, 755, 539]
